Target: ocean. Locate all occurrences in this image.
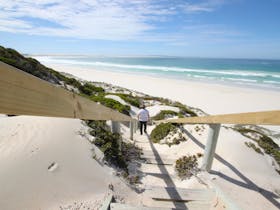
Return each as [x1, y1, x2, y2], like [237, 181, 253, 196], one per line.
[35, 56, 280, 90]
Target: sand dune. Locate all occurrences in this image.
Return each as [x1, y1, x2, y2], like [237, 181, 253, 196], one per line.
[0, 116, 136, 210]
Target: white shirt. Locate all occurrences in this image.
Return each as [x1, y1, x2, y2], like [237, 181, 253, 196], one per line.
[137, 108, 150, 122]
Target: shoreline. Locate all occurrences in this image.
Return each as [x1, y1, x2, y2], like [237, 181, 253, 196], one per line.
[43, 62, 280, 115]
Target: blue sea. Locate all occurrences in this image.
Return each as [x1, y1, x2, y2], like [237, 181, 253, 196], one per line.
[36, 56, 280, 90]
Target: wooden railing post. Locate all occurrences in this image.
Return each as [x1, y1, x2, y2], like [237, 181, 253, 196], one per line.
[111, 121, 122, 151]
[130, 121, 134, 140]
[111, 121, 120, 134]
[201, 124, 221, 172]
[134, 120, 138, 133]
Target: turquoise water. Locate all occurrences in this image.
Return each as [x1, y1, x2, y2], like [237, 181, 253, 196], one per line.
[36, 56, 280, 90]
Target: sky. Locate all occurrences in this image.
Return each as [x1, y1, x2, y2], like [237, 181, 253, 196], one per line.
[0, 0, 280, 59]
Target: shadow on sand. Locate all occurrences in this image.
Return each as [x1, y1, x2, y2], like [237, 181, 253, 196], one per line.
[143, 133, 188, 209]
[181, 127, 280, 209]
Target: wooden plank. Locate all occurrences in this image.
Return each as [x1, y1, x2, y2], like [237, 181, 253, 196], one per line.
[159, 110, 280, 125]
[142, 199, 211, 210]
[145, 186, 215, 202]
[0, 61, 131, 121]
[110, 203, 173, 210]
[141, 156, 175, 165]
[139, 164, 174, 175]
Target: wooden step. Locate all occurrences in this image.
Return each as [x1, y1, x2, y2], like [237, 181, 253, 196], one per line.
[141, 198, 212, 210]
[110, 203, 175, 210]
[145, 186, 216, 202]
[138, 164, 174, 175]
[141, 156, 174, 165]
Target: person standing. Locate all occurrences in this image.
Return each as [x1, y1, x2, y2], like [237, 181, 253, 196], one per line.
[137, 105, 150, 135]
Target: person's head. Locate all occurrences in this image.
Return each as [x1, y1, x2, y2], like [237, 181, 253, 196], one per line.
[141, 104, 146, 109]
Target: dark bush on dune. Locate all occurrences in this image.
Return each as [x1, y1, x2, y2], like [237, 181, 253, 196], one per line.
[150, 122, 177, 143]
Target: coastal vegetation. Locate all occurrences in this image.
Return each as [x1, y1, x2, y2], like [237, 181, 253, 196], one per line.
[113, 93, 141, 108]
[86, 120, 141, 171]
[150, 123, 177, 143]
[90, 94, 131, 115]
[0, 46, 62, 85]
[152, 110, 178, 120]
[175, 155, 199, 180]
[236, 127, 280, 171]
[244, 142, 263, 154]
[79, 82, 104, 95]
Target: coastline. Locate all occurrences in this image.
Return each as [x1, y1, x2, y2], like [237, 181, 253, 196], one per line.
[44, 63, 280, 115]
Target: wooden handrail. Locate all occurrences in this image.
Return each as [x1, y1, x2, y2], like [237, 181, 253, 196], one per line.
[0, 61, 131, 121]
[158, 110, 280, 125]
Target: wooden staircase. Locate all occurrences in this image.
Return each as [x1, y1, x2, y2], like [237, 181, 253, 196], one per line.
[108, 131, 217, 210]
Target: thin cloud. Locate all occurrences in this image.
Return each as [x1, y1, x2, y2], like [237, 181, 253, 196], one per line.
[0, 0, 238, 44]
[182, 0, 225, 14]
[0, 0, 171, 40]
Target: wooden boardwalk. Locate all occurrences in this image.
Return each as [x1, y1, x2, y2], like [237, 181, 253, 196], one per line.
[110, 131, 217, 210]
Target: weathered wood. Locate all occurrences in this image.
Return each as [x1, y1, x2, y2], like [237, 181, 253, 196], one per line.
[134, 120, 138, 132]
[201, 124, 221, 172]
[142, 198, 212, 210]
[142, 157, 174, 165]
[110, 203, 173, 210]
[139, 164, 174, 175]
[0, 61, 131, 121]
[130, 121, 134, 140]
[112, 121, 121, 133]
[159, 110, 280, 125]
[145, 186, 215, 202]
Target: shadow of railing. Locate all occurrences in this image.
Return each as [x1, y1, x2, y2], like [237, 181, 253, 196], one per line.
[144, 133, 188, 209]
[181, 127, 280, 209]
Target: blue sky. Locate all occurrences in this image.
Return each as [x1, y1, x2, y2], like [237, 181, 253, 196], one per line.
[0, 0, 280, 59]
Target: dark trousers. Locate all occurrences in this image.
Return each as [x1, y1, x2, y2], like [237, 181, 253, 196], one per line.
[139, 121, 147, 134]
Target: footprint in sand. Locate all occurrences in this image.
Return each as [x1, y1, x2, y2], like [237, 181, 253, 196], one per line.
[48, 162, 59, 172]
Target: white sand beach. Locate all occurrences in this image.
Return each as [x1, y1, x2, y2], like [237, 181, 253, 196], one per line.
[45, 63, 280, 115]
[1, 62, 280, 210]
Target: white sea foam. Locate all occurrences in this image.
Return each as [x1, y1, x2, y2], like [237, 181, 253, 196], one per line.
[34, 56, 280, 89]
[36, 57, 278, 78]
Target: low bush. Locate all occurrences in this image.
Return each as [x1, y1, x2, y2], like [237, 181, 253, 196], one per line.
[79, 82, 104, 96]
[175, 155, 199, 180]
[86, 120, 127, 169]
[245, 142, 263, 154]
[64, 77, 82, 88]
[150, 123, 177, 143]
[90, 95, 130, 115]
[236, 127, 280, 167]
[115, 93, 141, 108]
[172, 102, 197, 117]
[152, 110, 178, 120]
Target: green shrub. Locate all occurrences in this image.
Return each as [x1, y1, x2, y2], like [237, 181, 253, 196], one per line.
[64, 77, 82, 88]
[245, 142, 263, 154]
[90, 95, 130, 115]
[114, 93, 141, 108]
[236, 127, 280, 167]
[152, 110, 178, 120]
[79, 82, 104, 95]
[0, 46, 62, 84]
[90, 94, 130, 115]
[150, 123, 177, 143]
[172, 102, 197, 117]
[87, 120, 127, 169]
[175, 155, 199, 180]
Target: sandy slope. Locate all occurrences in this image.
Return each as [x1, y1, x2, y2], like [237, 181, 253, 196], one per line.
[0, 116, 136, 210]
